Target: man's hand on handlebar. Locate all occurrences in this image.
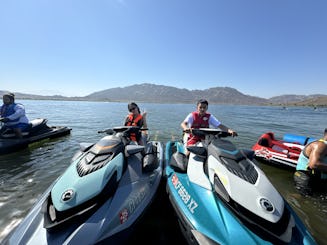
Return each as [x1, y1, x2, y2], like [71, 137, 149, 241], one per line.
[228, 128, 238, 137]
[184, 128, 192, 134]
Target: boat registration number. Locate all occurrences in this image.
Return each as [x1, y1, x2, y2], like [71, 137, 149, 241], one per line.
[171, 174, 198, 213]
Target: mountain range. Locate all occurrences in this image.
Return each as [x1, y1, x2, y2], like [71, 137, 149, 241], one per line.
[1, 83, 326, 106]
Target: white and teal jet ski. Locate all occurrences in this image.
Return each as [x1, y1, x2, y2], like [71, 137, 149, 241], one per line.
[3, 126, 163, 244]
[165, 128, 317, 245]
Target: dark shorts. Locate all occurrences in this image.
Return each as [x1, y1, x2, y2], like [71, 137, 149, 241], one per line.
[5, 123, 30, 131]
[293, 170, 326, 196]
[294, 171, 314, 196]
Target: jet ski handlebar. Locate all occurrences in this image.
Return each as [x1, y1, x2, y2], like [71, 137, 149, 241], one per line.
[98, 126, 148, 135]
[187, 128, 231, 138]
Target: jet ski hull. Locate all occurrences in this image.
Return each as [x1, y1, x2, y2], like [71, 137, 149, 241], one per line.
[0, 118, 71, 155]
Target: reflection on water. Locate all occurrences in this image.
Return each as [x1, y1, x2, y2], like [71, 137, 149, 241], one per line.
[259, 162, 327, 245]
[0, 101, 326, 244]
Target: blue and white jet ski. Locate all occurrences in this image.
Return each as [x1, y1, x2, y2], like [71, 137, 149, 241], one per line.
[165, 128, 317, 245]
[3, 126, 163, 245]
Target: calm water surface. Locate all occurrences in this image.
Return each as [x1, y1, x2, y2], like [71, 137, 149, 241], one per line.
[0, 100, 326, 244]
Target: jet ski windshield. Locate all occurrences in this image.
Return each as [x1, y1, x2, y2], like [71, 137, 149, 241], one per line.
[90, 135, 123, 155]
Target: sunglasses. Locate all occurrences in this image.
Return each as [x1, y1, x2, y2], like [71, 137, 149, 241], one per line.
[129, 107, 137, 112]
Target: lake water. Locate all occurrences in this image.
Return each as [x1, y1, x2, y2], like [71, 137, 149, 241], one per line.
[0, 100, 326, 244]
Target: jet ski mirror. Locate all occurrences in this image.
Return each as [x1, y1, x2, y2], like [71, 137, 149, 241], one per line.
[170, 152, 188, 172]
[187, 146, 207, 158]
[125, 145, 145, 157]
[98, 129, 115, 135]
[79, 143, 94, 152]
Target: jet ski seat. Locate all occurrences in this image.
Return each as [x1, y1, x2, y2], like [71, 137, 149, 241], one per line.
[142, 142, 159, 172]
[169, 151, 188, 172]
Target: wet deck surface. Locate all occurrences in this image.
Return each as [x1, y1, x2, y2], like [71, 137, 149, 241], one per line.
[126, 178, 187, 245]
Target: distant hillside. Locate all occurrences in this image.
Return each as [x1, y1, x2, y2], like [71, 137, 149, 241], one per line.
[268, 94, 326, 104]
[85, 83, 267, 104]
[0, 91, 85, 101]
[288, 96, 327, 107]
[1, 83, 326, 106]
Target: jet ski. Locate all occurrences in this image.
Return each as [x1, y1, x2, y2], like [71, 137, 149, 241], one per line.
[252, 132, 317, 168]
[165, 128, 317, 245]
[0, 118, 71, 155]
[2, 126, 163, 244]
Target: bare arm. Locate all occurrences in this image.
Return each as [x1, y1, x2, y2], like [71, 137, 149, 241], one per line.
[308, 142, 327, 171]
[181, 121, 189, 131]
[217, 124, 229, 131]
[217, 124, 238, 137]
[123, 116, 129, 126]
[181, 120, 194, 135]
[141, 112, 147, 128]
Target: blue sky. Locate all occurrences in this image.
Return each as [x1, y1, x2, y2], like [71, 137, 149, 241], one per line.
[0, 0, 326, 99]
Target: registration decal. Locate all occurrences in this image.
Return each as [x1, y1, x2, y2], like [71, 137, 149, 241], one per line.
[119, 208, 129, 224]
[119, 188, 147, 224]
[171, 174, 198, 213]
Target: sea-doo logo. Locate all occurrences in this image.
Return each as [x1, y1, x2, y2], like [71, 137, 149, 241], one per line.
[259, 198, 274, 212]
[61, 189, 74, 202]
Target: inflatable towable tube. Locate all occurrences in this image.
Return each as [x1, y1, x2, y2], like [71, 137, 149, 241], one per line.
[283, 134, 317, 145]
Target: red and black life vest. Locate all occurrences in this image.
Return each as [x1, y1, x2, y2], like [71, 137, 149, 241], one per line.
[191, 111, 210, 128]
[125, 113, 143, 141]
[187, 111, 210, 145]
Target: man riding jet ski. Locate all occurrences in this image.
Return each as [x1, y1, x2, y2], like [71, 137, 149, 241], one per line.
[165, 128, 317, 245]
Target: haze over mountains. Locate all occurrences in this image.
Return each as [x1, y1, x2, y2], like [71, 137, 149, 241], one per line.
[1, 83, 326, 106]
